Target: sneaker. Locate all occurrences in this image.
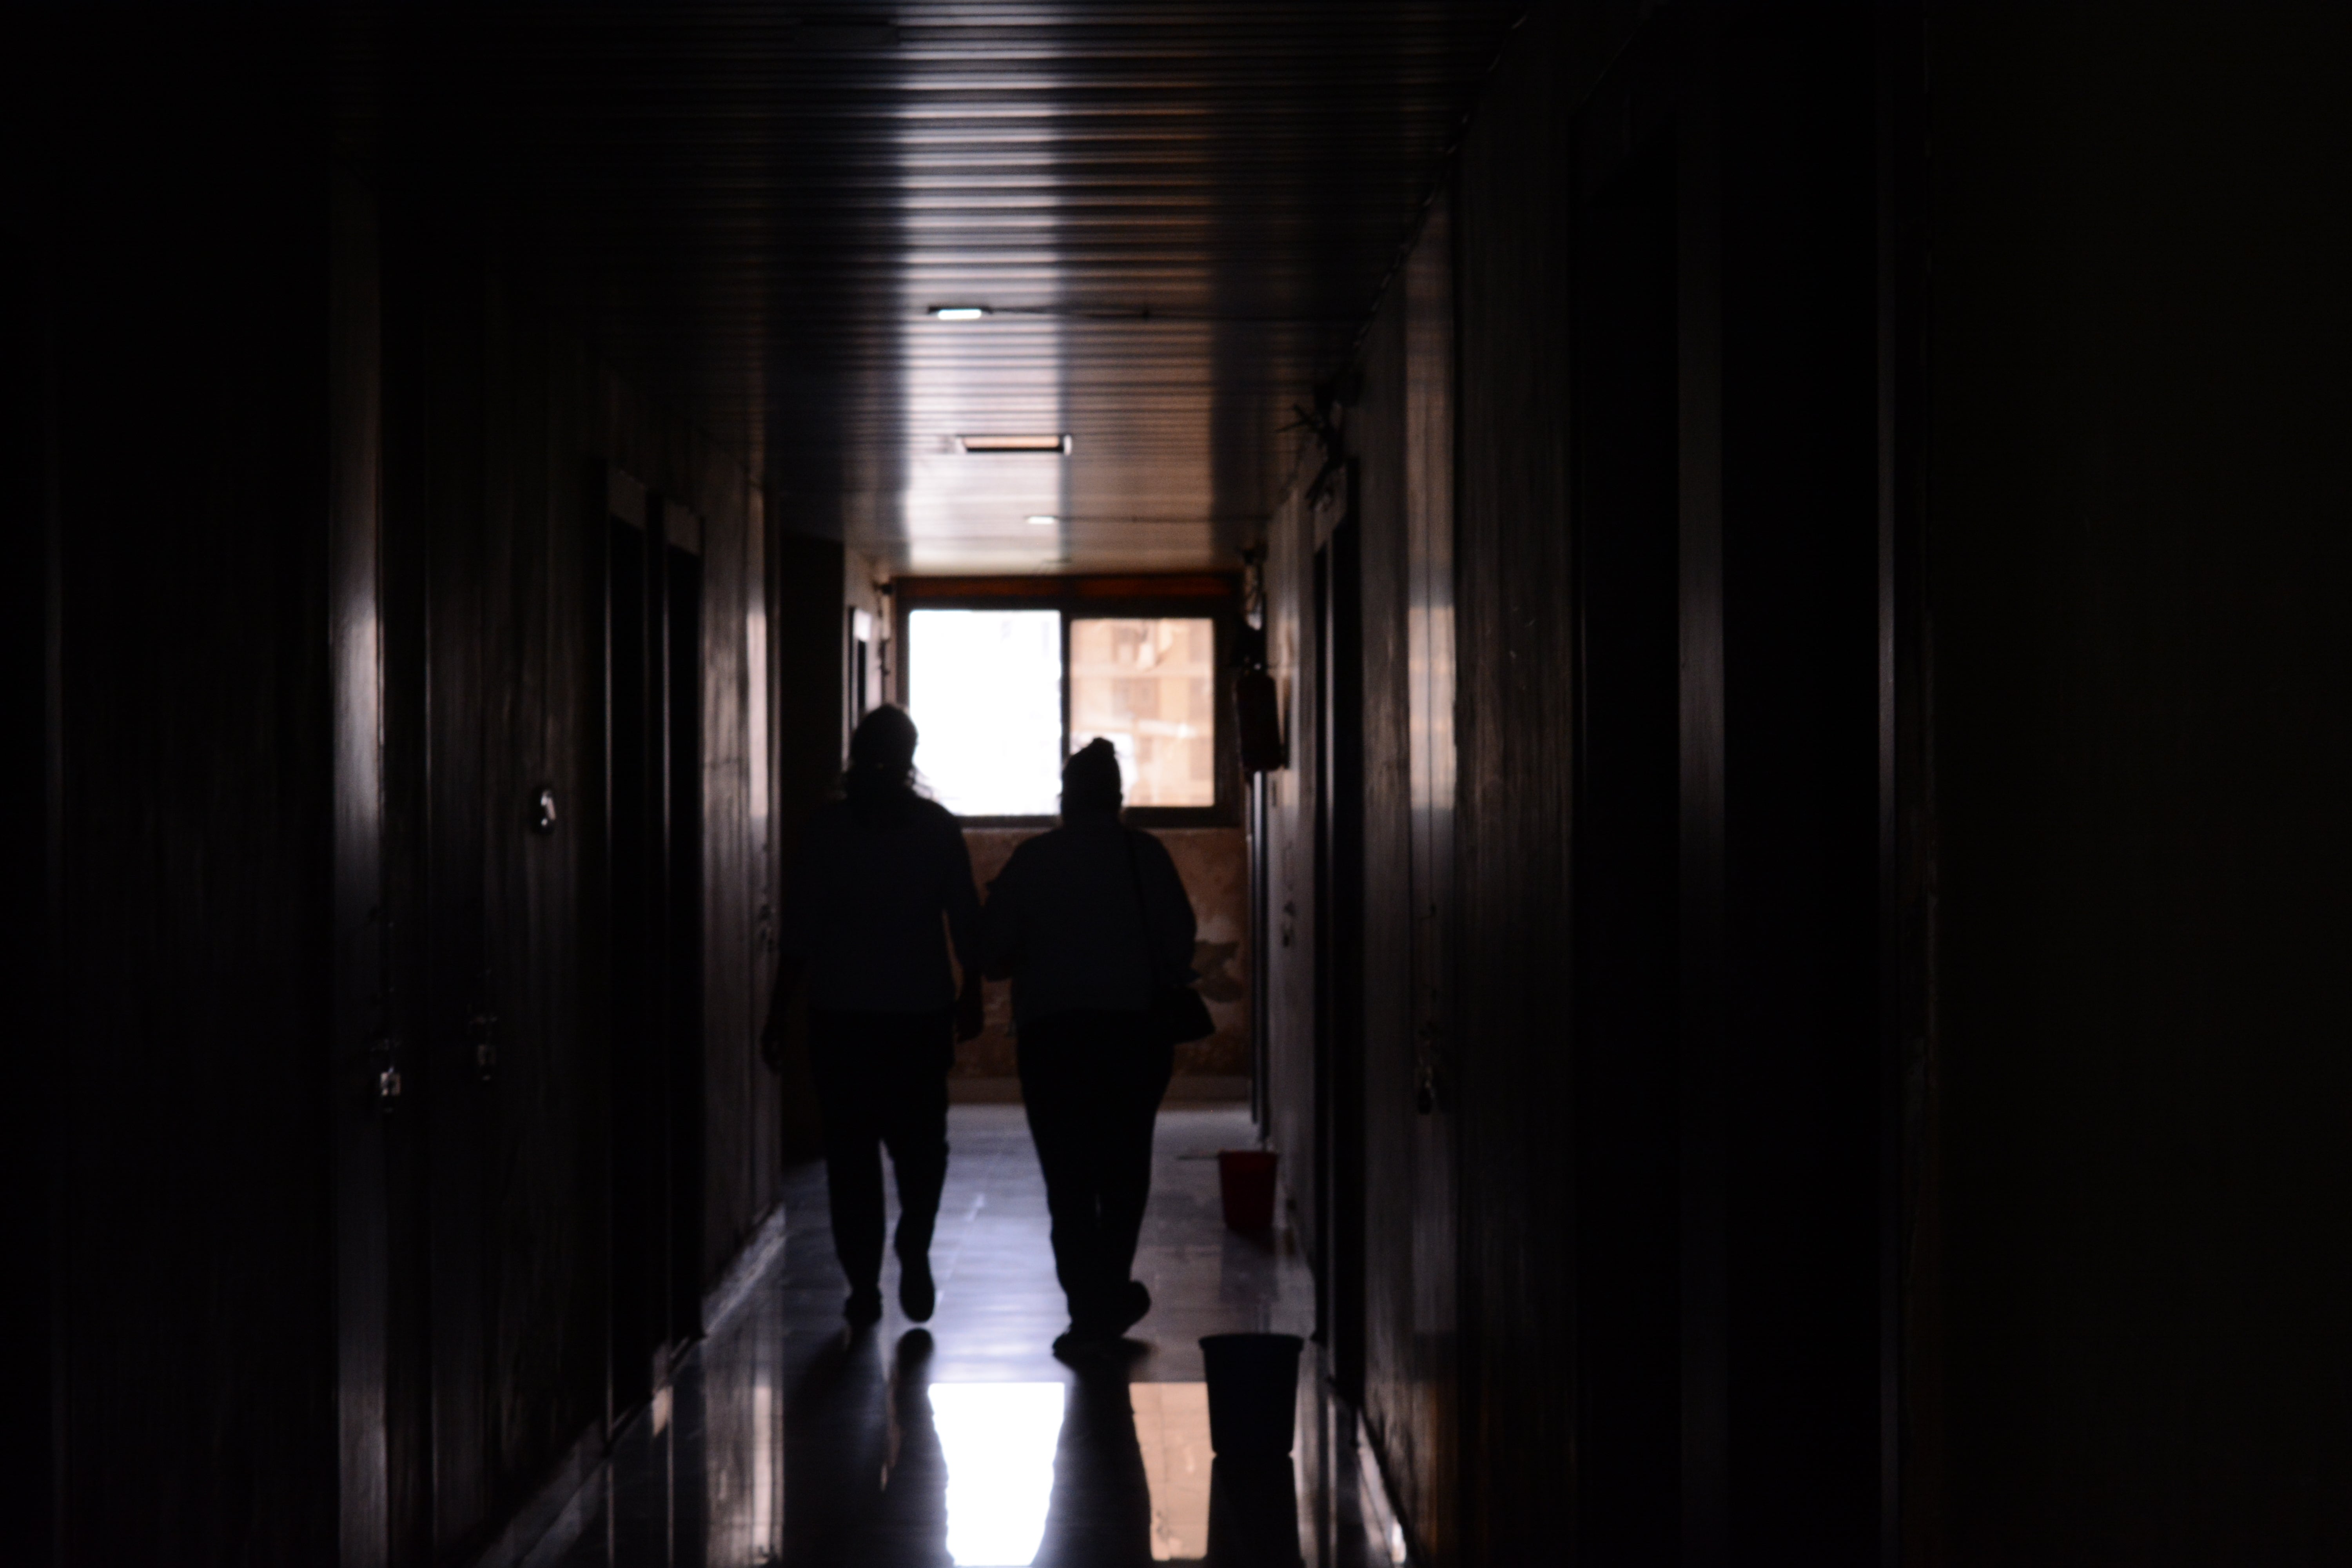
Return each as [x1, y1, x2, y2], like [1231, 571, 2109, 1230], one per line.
[1057, 1281, 1151, 1354]
[1108, 1279, 1152, 1336]
[898, 1254, 936, 1323]
[844, 1286, 883, 1325]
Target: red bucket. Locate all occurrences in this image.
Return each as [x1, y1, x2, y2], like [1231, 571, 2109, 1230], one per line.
[1217, 1149, 1279, 1232]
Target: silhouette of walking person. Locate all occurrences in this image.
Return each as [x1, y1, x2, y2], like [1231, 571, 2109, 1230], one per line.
[982, 738, 1198, 1353]
[764, 705, 984, 1325]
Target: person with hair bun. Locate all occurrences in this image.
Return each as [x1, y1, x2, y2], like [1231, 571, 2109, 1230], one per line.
[981, 737, 1198, 1353]
[763, 704, 984, 1326]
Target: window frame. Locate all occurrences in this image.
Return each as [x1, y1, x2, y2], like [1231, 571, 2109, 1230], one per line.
[893, 574, 1242, 828]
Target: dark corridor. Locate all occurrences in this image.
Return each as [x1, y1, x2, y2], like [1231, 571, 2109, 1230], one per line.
[11, 5, 2352, 1567]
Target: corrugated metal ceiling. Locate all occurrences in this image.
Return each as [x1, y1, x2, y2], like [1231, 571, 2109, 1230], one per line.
[350, 5, 1526, 573]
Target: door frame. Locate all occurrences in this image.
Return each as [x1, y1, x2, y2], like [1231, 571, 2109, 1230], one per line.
[599, 477, 711, 1434]
[1312, 496, 1367, 1405]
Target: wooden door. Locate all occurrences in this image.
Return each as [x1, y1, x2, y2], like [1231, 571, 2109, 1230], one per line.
[604, 501, 709, 1431]
[662, 531, 707, 1350]
[1570, 105, 1684, 1558]
[330, 168, 394, 1568]
[1401, 188, 1461, 1552]
[606, 510, 667, 1419]
[1314, 511, 1367, 1404]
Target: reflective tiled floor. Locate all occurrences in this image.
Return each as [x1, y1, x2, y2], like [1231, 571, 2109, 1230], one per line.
[534, 1105, 1386, 1568]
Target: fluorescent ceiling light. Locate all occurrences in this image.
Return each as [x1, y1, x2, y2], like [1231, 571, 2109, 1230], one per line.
[958, 434, 1072, 454]
[1025, 514, 1059, 527]
[929, 305, 990, 321]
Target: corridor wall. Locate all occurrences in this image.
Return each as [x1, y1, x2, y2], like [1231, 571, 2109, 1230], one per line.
[13, 20, 804, 1563]
[13, 20, 342, 1564]
[1262, 6, 1893, 1563]
[372, 163, 782, 1559]
[1263, 4, 2352, 1564]
[1920, 5, 2352, 1559]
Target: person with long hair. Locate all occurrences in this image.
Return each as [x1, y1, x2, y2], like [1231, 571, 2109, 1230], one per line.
[981, 738, 1197, 1352]
[763, 704, 984, 1325]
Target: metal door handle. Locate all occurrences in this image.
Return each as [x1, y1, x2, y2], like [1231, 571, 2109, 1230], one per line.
[373, 1036, 403, 1112]
[469, 1012, 499, 1082]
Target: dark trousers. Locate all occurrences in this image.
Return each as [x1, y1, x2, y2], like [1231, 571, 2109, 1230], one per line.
[810, 1008, 952, 1292]
[1017, 1010, 1174, 1327]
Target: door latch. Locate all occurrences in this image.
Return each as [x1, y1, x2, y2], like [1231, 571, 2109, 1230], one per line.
[468, 1011, 499, 1082]
[373, 1036, 403, 1112]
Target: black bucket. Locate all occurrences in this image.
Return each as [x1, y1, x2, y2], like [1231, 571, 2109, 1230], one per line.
[1207, 1454, 1306, 1566]
[1199, 1333, 1305, 1456]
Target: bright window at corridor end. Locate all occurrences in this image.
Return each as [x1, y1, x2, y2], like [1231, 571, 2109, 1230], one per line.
[906, 608, 1065, 817]
[902, 604, 1222, 820]
[1070, 617, 1217, 808]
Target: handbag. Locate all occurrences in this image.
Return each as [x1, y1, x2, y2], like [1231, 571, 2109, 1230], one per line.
[1123, 828, 1216, 1047]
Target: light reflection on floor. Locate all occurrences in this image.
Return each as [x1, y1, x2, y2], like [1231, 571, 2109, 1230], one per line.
[931, 1383, 1067, 1566]
[1130, 1383, 1212, 1561]
[538, 1106, 1390, 1566]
